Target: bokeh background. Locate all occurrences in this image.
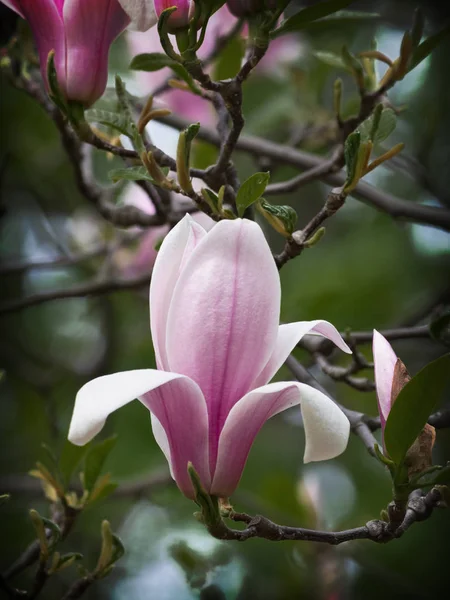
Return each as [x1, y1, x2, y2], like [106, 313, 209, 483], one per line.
[1, 1, 450, 599]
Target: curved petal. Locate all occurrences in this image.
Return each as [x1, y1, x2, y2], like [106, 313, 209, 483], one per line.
[2, 1, 24, 17]
[118, 0, 158, 31]
[150, 412, 174, 478]
[68, 369, 210, 498]
[165, 219, 280, 471]
[18, 0, 66, 95]
[149, 215, 208, 370]
[373, 329, 397, 428]
[253, 320, 352, 388]
[211, 381, 350, 497]
[63, 0, 130, 105]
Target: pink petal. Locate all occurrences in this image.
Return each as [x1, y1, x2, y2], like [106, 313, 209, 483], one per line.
[63, 0, 130, 105]
[211, 381, 350, 497]
[149, 215, 208, 370]
[165, 218, 281, 472]
[17, 1, 66, 95]
[68, 369, 210, 498]
[253, 320, 352, 388]
[2, 1, 24, 17]
[372, 329, 398, 428]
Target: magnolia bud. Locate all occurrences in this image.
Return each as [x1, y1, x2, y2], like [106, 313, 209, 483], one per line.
[155, 0, 194, 32]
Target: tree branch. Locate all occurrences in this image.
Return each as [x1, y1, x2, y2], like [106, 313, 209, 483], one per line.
[205, 488, 444, 544]
[157, 113, 450, 231]
[0, 272, 152, 316]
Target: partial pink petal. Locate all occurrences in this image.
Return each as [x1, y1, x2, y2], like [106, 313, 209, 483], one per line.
[1, 1, 24, 17]
[211, 381, 350, 497]
[150, 413, 174, 477]
[63, 0, 130, 105]
[118, 0, 157, 31]
[149, 215, 207, 370]
[373, 329, 398, 428]
[68, 369, 210, 498]
[253, 320, 352, 388]
[18, 0, 66, 94]
[140, 374, 210, 497]
[166, 218, 281, 471]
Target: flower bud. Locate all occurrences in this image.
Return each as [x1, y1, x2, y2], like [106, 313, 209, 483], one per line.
[155, 0, 194, 32]
[2, 0, 131, 107]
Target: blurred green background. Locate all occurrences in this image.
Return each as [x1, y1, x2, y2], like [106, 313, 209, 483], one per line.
[1, 1, 449, 599]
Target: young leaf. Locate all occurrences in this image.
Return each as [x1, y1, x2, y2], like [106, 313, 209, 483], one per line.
[213, 36, 245, 81]
[83, 435, 117, 493]
[236, 172, 270, 217]
[358, 108, 396, 144]
[313, 51, 350, 71]
[130, 53, 201, 95]
[271, 0, 354, 38]
[130, 52, 176, 71]
[384, 353, 450, 465]
[409, 24, 450, 71]
[343, 131, 361, 189]
[108, 166, 169, 184]
[85, 109, 133, 137]
[59, 440, 90, 487]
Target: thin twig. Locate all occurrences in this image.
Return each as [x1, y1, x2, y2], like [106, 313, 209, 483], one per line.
[0, 272, 152, 316]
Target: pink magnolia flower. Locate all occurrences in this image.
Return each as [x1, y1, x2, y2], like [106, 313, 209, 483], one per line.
[68, 217, 351, 499]
[1, 0, 133, 106]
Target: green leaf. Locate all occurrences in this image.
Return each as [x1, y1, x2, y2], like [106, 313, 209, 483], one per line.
[83, 435, 117, 493]
[108, 166, 169, 184]
[357, 108, 396, 144]
[430, 312, 450, 347]
[344, 131, 361, 187]
[130, 52, 176, 72]
[384, 353, 450, 465]
[313, 51, 350, 70]
[130, 53, 201, 95]
[85, 109, 133, 137]
[409, 24, 450, 71]
[271, 0, 355, 38]
[258, 200, 298, 236]
[59, 440, 90, 486]
[213, 35, 246, 80]
[236, 172, 270, 217]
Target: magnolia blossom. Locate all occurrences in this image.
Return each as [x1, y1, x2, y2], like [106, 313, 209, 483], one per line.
[69, 217, 351, 499]
[1, 1, 133, 106]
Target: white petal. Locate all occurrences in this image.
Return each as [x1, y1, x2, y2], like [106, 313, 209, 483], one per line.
[118, 0, 157, 31]
[373, 329, 398, 426]
[253, 320, 352, 388]
[150, 215, 207, 369]
[211, 381, 350, 497]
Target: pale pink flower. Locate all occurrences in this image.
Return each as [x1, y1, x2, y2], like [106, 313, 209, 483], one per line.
[3, 0, 133, 106]
[69, 217, 351, 498]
